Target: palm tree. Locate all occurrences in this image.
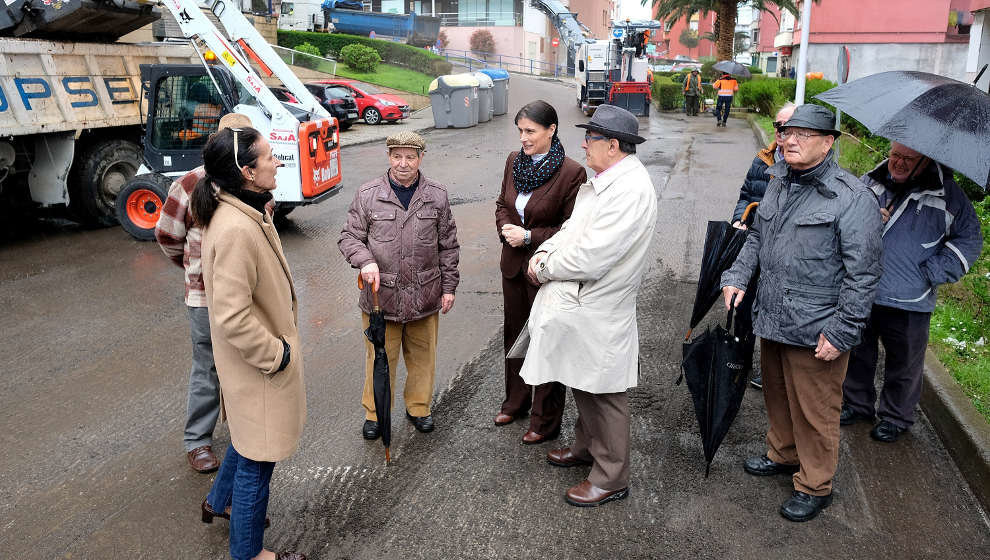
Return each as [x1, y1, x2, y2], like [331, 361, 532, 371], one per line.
[649, 1, 801, 62]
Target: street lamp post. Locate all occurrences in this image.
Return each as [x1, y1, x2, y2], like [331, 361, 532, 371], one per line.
[794, 0, 813, 105]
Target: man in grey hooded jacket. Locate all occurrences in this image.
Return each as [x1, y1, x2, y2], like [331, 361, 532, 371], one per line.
[721, 104, 882, 522]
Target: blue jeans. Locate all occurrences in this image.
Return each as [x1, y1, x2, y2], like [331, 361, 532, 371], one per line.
[206, 445, 276, 560]
[716, 95, 733, 123]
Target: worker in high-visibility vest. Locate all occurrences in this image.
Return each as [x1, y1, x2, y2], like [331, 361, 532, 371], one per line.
[683, 69, 702, 116]
[712, 72, 739, 128]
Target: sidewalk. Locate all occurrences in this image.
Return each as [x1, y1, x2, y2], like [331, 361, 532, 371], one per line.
[322, 111, 990, 559]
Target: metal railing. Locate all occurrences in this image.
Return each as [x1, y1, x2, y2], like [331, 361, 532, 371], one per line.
[435, 11, 522, 27]
[439, 48, 573, 78]
[271, 44, 338, 75]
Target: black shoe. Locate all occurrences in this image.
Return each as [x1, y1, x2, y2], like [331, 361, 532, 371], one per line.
[779, 491, 832, 522]
[749, 375, 763, 390]
[839, 404, 874, 426]
[362, 420, 380, 440]
[870, 420, 905, 443]
[744, 455, 800, 477]
[406, 411, 434, 433]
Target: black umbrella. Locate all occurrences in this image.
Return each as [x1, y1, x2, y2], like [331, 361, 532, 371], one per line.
[713, 60, 752, 78]
[685, 202, 759, 339]
[815, 69, 990, 187]
[359, 274, 391, 463]
[679, 295, 753, 477]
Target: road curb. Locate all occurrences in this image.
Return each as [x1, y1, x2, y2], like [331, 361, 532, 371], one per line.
[747, 113, 771, 149]
[919, 349, 990, 511]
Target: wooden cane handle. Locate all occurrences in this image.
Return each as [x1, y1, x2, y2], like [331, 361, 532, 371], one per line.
[740, 201, 759, 224]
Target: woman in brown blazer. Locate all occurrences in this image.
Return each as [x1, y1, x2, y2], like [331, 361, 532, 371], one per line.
[193, 127, 307, 560]
[494, 100, 587, 443]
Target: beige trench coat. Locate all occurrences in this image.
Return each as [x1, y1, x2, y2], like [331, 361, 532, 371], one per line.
[512, 155, 658, 394]
[202, 192, 306, 463]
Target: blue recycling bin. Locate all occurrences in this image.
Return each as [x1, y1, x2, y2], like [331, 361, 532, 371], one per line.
[480, 68, 509, 116]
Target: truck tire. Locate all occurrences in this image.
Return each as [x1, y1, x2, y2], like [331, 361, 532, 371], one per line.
[274, 202, 295, 222]
[116, 173, 171, 241]
[71, 139, 142, 227]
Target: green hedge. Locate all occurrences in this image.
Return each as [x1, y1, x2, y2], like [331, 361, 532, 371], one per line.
[278, 31, 452, 76]
[651, 77, 683, 111]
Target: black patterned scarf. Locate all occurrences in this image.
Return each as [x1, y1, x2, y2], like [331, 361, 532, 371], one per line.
[512, 135, 565, 194]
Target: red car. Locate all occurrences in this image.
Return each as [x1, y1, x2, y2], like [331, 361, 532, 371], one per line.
[314, 79, 411, 125]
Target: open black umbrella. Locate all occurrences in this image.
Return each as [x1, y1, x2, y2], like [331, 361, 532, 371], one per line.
[815, 69, 990, 187]
[679, 295, 753, 477]
[685, 202, 759, 340]
[359, 274, 391, 463]
[713, 60, 752, 78]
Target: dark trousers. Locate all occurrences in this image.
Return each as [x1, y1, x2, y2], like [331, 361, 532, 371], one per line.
[684, 94, 699, 115]
[715, 95, 733, 124]
[502, 272, 565, 435]
[843, 305, 931, 429]
[206, 445, 276, 560]
[571, 389, 630, 491]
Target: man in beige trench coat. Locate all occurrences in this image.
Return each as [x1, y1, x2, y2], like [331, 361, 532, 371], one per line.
[513, 105, 658, 507]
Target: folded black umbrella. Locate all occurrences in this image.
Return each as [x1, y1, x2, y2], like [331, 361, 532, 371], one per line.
[359, 275, 391, 463]
[679, 295, 753, 477]
[815, 69, 990, 187]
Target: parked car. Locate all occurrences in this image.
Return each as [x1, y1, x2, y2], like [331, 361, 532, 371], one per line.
[269, 86, 299, 103]
[304, 83, 359, 130]
[312, 79, 411, 125]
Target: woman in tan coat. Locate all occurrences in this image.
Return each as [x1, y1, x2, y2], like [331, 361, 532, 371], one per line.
[193, 127, 307, 560]
[494, 100, 586, 443]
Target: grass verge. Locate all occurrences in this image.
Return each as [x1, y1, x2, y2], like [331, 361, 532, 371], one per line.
[332, 63, 434, 96]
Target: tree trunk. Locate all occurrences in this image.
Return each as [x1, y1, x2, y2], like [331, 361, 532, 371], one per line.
[716, 0, 737, 61]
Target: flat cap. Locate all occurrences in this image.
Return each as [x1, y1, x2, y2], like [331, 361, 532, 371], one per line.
[781, 104, 840, 137]
[386, 130, 426, 151]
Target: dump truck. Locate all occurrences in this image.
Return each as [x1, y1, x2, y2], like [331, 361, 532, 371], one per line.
[1, 0, 344, 238]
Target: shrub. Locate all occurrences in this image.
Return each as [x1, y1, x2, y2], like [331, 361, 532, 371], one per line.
[737, 78, 782, 115]
[956, 172, 988, 202]
[700, 59, 717, 81]
[651, 77, 683, 111]
[748, 65, 762, 74]
[293, 42, 322, 57]
[340, 43, 382, 72]
[470, 29, 495, 53]
[278, 31, 453, 76]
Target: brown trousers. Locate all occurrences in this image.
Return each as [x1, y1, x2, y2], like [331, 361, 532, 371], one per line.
[502, 273, 565, 435]
[761, 339, 849, 496]
[361, 312, 438, 420]
[570, 389, 630, 491]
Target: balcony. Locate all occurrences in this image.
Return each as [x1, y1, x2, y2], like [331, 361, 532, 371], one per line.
[437, 11, 522, 26]
[773, 30, 793, 48]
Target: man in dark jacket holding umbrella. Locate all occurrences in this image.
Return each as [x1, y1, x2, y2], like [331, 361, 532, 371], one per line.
[841, 143, 983, 442]
[721, 104, 882, 522]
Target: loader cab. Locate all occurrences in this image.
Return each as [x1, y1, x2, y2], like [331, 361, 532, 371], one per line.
[139, 64, 239, 173]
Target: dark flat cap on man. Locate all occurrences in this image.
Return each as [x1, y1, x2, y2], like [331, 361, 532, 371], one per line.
[782, 104, 841, 138]
[576, 104, 646, 144]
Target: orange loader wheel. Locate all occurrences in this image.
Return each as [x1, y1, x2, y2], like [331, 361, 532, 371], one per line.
[115, 173, 172, 241]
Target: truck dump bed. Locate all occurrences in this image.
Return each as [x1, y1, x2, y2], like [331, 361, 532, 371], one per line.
[0, 38, 195, 136]
[0, 0, 159, 40]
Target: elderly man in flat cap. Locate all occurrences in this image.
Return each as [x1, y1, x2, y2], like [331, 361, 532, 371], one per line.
[511, 105, 658, 507]
[339, 131, 460, 439]
[721, 104, 882, 522]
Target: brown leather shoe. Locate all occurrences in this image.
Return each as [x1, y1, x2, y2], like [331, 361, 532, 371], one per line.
[565, 479, 629, 507]
[546, 447, 592, 467]
[201, 500, 271, 528]
[275, 553, 306, 560]
[187, 445, 219, 473]
[494, 413, 515, 426]
[522, 429, 560, 445]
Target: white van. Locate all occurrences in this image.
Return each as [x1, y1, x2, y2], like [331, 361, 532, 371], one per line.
[279, 0, 328, 32]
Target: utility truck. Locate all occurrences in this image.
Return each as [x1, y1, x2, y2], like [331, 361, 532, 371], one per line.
[1, 0, 344, 240]
[574, 19, 661, 117]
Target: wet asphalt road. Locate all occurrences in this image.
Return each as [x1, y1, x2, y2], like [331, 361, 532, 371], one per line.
[1, 75, 988, 559]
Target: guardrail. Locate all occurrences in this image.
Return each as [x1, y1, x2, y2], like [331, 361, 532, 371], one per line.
[439, 48, 573, 78]
[271, 44, 339, 75]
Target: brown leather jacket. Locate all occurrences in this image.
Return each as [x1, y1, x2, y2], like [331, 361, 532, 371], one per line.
[495, 153, 586, 278]
[339, 171, 460, 323]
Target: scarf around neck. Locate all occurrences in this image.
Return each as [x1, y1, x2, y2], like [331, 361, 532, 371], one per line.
[512, 135, 565, 194]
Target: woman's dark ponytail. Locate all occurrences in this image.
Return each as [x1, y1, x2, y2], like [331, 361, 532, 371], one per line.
[190, 127, 261, 226]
